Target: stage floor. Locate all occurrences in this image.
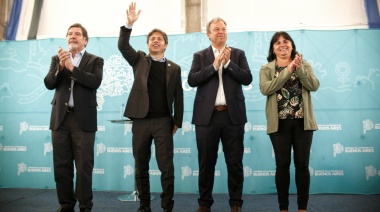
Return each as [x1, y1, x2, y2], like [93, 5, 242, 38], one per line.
[0, 188, 379, 211]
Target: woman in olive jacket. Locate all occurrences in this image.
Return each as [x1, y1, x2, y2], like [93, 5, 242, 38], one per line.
[259, 31, 319, 212]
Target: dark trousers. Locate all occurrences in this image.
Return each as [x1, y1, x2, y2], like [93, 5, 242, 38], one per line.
[132, 116, 174, 210]
[195, 110, 244, 208]
[269, 119, 313, 211]
[52, 111, 95, 211]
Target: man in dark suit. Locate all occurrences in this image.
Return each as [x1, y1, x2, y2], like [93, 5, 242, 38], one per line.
[118, 3, 183, 212]
[188, 17, 252, 212]
[44, 23, 104, 212]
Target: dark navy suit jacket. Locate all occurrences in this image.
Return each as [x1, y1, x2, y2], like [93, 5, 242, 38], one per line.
[188, 46, 252, 126]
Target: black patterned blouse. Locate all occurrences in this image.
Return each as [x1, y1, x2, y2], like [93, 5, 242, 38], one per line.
[274, 65, 304, 119]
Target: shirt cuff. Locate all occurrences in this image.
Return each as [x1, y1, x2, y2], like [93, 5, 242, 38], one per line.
[223, 60, 231, 68]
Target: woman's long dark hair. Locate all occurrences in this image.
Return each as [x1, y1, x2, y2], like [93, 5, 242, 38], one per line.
[267, 31, 298, 62]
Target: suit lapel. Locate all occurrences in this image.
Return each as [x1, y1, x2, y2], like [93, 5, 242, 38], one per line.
[165, 60, 172, 89]
[269, 60, 276, 80]
[145, 55, 152, 81]
[71, 52, 89, 85]
[78, 52, 89, 70]
[206, 46, 215, 65]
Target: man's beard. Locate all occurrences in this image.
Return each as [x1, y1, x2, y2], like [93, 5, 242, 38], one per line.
[69, 43, 78, 51]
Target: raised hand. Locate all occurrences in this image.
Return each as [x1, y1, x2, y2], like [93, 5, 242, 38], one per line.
[126, 2, 141, 26]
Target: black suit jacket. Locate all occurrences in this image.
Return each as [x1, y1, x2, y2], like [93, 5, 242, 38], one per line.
[44, 51, 104, 131]
[118, 26, 183, 128]
[188, 46, 252, 126]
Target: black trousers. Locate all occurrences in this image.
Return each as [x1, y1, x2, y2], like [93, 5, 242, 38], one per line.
[52, 111, 95, 211]
[269, 119, 313, 211]
[195, 110, 244, 208]
[132, 116, 174, 210]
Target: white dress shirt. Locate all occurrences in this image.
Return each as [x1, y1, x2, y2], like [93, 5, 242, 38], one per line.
[68, 49, 84, 107]
[212, 46, 230, 106]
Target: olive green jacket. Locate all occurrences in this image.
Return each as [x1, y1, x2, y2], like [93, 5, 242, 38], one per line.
[259, 60, 320, 134]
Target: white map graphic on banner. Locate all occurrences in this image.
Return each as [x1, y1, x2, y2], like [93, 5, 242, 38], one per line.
[97, 55, 134, 110]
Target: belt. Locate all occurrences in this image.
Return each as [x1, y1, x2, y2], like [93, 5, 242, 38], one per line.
[67, 106, 75, 112]
[214, 105, 227, 111]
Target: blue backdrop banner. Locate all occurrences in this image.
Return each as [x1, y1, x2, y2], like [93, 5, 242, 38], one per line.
[0, 29, 379, 194]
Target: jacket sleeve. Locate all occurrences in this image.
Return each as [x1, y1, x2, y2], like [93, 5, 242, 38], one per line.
[259, 62, 292, 96]
[173, 66, 184, 128]
[71, 54, 104, 89]
[118, 26, 139, 66]
[44, 55, 62, 90]
[295, 60, 320, 92]
[187, 51, 218, 87]
[224, 49, 252, 85]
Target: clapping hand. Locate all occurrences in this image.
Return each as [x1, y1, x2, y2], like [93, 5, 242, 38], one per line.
[220, 46, 231, 66]
[58, 47, 70, 71]
[214, 46, 231, 69]
[288, 53, 303, 73]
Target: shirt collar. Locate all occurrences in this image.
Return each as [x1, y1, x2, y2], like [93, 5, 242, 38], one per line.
[211, 45, 218, 54]
[151, 55, 166, 62]
[70, 49, 85, 57]
[211, 45, 227, 55]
